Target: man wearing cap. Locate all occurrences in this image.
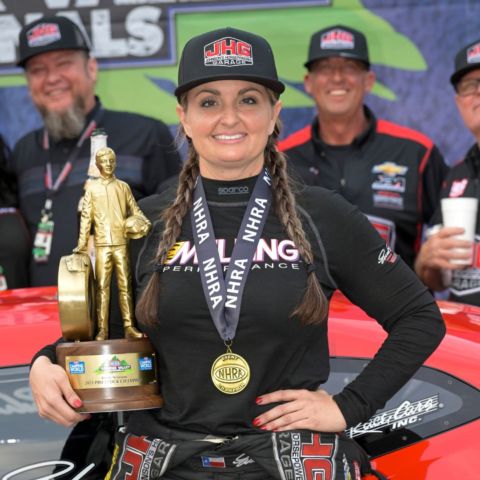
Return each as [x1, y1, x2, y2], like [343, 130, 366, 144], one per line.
[279, 25, 448, 269]
[11, 16, 181, 287]
[415, 39, 480, 305]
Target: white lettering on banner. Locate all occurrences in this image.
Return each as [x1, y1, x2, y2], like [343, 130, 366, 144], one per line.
[92, 9, 126, 57]
[2, 461, 95, 480]
[346, 394, 440, 438]
[0, 15, 21, 63]
[1, 1, 331, 72]
[126, 7, 163, 55]
[44, 0, 71, 8]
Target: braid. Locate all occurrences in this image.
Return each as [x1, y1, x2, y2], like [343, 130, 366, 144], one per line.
[136, 139, 199, 325]
[265, 129, 328, 325]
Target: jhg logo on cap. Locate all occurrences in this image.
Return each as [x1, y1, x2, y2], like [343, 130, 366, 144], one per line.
[204, 37, 253, 67]
[467, 43, 480, 64]
[320, 29, 354, 50]
[27, 23, 61, 48]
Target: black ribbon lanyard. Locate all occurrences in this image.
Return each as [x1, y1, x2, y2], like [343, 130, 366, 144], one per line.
[42, 107, 104, 197]
[191, 169, 272, 343]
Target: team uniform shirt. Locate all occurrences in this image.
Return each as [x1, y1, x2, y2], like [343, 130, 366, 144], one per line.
[430, 143, 480, 305]
[34, 175, 444, 478]
[278, 107, 448, 269]
[0, 208, 29, 290]
[10, 97, 181, 287]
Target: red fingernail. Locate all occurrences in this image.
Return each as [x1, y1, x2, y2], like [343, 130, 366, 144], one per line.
[260, 425, 268, 431]
[73, 399, 83, 408]
[253, 418, 261, 426]
[256, 397, 263, 404]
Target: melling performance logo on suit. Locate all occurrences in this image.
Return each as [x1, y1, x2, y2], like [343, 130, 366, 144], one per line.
[204, 37, 253, 67]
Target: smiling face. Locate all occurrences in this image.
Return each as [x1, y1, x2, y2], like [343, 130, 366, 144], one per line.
[304, 56, 375, 121]
[25, 49, 97, 116]
[176, 80, 282, 180]
[455, 69, 480, 141]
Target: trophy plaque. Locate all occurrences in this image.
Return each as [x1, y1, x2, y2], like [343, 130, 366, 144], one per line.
[56, 145, 163, 413]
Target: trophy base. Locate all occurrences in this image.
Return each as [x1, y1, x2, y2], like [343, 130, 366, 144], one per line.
[56, 338, 164, 413]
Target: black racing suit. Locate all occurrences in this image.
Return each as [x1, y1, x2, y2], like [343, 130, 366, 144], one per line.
[10, 97, 181, 287]
[278, 107, 449, 269]
[430, 143, 480, 305]
[34, 176, 445, 479]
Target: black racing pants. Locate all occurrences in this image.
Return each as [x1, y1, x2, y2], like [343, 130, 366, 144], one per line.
[106, 425, 385, 480]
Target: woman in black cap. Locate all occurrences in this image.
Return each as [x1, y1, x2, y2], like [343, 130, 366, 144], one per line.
[29, 28, 444, 479]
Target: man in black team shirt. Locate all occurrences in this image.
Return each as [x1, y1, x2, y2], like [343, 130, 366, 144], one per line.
[415, 38, 480, 305]
[11, 16, 181, 287]
[279, 25, 448, 269]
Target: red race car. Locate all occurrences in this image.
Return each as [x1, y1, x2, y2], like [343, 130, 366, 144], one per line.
[0, 287, 479, 479]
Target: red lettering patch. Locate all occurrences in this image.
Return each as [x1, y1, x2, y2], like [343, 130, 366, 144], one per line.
[467, 43, 480, 64]
[204, 37, 253, 67]
[27, 23, 61, 48]
[321, 29, 354, 49]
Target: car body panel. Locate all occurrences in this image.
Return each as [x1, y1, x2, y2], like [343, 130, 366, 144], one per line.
[0, 287, 479, 479]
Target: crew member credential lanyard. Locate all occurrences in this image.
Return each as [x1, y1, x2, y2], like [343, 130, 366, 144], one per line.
[191, 169, 272, 394]
[33, 109, 104, 263]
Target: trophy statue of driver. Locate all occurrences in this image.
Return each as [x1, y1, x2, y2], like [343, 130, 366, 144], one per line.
[73, 147, 151, 340]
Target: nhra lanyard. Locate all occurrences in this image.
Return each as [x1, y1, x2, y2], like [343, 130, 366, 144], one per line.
[190, 169, 272, 393]
[32, 108, 104, 263]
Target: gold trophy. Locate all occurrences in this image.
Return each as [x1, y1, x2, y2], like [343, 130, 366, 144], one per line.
[56, 146, 163, 412]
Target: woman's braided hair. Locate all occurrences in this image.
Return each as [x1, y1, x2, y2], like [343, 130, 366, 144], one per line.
[136, 91, 327, 326]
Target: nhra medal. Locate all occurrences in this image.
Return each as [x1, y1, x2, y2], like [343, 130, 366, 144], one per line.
[211, 346, 250, 394]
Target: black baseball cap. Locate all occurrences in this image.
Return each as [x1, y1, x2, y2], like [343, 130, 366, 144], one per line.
[175, 27, 285, 99]
[304, 25, 370, 69]
[18, 16, 90, 68]
[450, 39, 480, 87]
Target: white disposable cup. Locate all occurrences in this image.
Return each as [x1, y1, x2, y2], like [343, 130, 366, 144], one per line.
[441, 197, 478, 265]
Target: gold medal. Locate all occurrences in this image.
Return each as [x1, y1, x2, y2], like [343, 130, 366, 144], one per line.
[211, 346, 250, 394]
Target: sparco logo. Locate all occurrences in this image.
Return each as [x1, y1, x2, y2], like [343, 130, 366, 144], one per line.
[321, 29, 354, 49]
[218, 186, 249, 195]
[467, 43, 480, 64]
[204, 37, 253, 67]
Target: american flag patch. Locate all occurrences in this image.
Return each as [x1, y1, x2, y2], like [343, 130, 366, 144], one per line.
[201, 456, 226, 468]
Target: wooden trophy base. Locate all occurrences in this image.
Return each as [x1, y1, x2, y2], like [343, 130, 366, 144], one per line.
[57, 338, 163, 413]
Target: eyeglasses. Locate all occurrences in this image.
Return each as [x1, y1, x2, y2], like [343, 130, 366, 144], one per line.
[456, 78, 480, 97]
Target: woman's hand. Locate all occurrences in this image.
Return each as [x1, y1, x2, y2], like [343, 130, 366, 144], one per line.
[29, 355, 91, 427]
[253, 388, 347, 432]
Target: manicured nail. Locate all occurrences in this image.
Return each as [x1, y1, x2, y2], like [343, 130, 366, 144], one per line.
[73, 399, 83, 408]
[253, 418, 261, 426]
[256, 396, 263, 404]
[260, 425, 268, 431]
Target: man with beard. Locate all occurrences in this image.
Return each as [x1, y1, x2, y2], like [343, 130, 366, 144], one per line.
[11, 16, 181, 287]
